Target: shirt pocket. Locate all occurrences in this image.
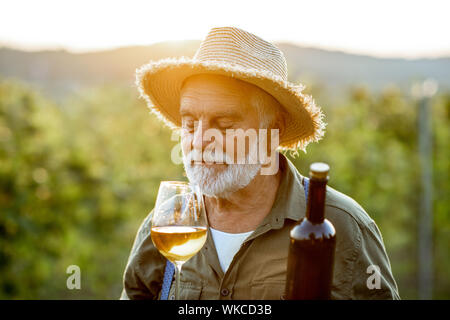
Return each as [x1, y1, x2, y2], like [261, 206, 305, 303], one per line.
[168, 281, 202, 300]
[250, 280, 285, 300]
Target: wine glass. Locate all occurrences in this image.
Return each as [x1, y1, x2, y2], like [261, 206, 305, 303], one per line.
[150, 181, 207, 300]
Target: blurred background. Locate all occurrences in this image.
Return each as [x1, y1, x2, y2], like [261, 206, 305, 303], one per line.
[0, 0, 448, 299]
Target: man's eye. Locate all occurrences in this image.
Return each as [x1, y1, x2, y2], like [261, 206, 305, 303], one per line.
[217, 121, 233, 129]
[182, 119, 195, 131]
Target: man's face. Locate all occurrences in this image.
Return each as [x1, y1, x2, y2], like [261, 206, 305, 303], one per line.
[179, 74, 262, 198]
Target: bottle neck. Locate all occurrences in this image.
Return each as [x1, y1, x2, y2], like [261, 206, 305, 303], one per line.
[306, 178, 328, 224]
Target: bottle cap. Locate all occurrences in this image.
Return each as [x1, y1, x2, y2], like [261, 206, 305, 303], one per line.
[309, 162, 330, 180]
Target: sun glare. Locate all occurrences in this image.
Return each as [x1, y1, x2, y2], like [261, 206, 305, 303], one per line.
[0, 0, 449, 58]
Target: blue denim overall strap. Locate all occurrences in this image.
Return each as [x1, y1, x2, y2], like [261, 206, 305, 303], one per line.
[303, 177, 309, 203]
[159, 177, 310, 300]
[160, 260, 175, 300]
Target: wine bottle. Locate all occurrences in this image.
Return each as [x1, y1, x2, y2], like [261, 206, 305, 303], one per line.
[285, 162, 336, 300]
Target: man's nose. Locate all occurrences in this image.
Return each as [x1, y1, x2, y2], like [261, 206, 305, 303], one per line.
[192, 120, 212, 151]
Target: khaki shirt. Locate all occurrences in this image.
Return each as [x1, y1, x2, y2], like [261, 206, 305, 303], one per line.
[121, 155, 400, 300]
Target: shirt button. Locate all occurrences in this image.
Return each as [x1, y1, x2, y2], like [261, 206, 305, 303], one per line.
[220, 288, 230, 296]
[169, 294, 175, 300]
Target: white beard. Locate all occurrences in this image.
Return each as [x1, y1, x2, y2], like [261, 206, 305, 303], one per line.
[182, 148, 261, 199]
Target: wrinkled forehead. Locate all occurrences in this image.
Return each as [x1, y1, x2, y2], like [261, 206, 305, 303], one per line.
[179, 74, 257, 118]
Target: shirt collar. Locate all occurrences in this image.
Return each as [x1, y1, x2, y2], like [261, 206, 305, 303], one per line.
[205, 152, 307, 246]
[250, 153, 307, 237]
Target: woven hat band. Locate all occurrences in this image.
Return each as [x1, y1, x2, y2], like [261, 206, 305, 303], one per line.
[194, 27, 288, 81]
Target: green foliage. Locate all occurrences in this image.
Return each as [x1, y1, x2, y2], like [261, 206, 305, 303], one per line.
[0, 80, 184, 299]
[0, 79, 448, 299]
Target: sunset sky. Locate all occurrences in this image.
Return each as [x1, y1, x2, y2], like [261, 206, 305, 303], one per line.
[1, 0, 449, 59]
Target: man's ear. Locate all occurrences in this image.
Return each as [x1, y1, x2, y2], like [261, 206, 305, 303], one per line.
[275, 113, 286, 138]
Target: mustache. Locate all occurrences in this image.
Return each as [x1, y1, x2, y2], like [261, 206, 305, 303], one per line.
[183, 149, 230, 165]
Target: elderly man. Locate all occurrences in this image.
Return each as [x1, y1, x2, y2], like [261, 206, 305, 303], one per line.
[121, 26, 400, 300]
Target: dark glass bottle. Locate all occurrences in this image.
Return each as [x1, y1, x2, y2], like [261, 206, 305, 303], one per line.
[285, 162, 336, 300]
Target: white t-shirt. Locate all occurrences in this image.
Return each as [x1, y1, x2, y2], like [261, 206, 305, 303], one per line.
[210, 227, 254, 273]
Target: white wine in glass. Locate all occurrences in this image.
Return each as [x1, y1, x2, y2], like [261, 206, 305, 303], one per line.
[150, 181, 207, 300]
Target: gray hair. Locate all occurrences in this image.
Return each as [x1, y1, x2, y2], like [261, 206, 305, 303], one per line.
[248, 85, 285, 130]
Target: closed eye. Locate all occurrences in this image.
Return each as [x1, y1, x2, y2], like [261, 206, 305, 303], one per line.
[216, 118, 235, 130]
[181, 118, 196, 132]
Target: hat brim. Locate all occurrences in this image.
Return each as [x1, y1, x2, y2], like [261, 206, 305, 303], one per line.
[136, 56, 325, 151]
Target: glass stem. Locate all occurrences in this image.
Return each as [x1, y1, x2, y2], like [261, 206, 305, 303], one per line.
[174, 262, 183, 300]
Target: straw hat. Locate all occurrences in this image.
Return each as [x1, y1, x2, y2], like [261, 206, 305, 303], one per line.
[136, 26, 325, 151]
